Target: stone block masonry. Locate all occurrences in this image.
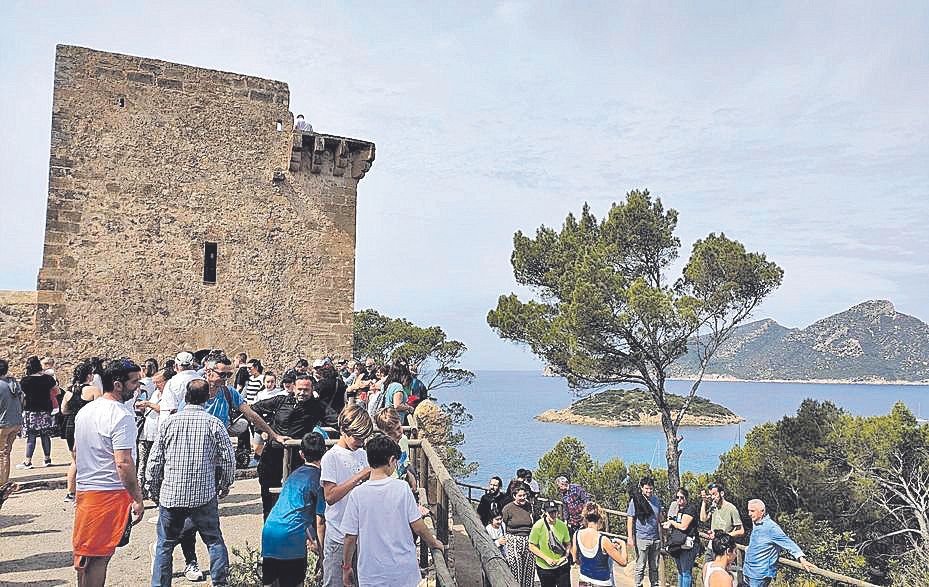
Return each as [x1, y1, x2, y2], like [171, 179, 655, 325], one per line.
[0, 45, 375, 377]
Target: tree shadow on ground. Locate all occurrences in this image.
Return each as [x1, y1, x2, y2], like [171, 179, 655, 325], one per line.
[0, 513, 38, 528]
[0, 528, 62, 538]
[0, 551, 72, 574]
[1, 580, 69, 586]
[217, 493, 259, 504]
[218, 502, 262, 517]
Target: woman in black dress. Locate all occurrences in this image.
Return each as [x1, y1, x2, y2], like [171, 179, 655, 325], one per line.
[16, 356, 58, 469]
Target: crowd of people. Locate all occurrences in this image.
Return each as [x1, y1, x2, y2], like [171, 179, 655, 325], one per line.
[0, 351, 436, 587]
[473, 472, 816, 587]
[1, 350, 820, 587]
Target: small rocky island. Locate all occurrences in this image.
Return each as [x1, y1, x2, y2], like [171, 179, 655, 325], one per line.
[537, 389, 744, 427]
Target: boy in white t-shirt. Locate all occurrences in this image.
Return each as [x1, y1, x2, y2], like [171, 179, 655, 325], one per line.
[341, 434, 445, 587]
[319, 405, 373, 587]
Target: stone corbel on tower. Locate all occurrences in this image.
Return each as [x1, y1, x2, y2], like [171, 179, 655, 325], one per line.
[310, 135, 326, 174]
[289, 131, 375, 180]
[351, 144, 375, 180]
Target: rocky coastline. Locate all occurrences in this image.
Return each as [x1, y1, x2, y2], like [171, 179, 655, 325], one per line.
[536, 407, 744, 427]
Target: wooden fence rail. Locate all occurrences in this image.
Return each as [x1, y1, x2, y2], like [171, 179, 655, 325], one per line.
[456, 481, 880, 587]
[278, 434, 878, 586]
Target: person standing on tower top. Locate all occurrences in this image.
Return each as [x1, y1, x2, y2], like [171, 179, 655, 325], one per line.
[295, 114, 313, 133]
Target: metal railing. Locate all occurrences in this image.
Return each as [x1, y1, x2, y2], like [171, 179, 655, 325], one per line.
[457, 481, 880, 587]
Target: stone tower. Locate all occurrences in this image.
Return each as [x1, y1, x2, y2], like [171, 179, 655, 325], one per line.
[0, 45, 375, 373]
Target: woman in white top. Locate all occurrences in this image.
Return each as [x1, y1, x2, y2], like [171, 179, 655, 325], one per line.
[571, 501, 627, 587]
[703, 532, 737, 587]
[134, 367, 169, 500]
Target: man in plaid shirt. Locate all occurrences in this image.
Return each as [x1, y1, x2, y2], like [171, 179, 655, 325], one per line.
[147, 378, 235, 587]
[556, 475, 590, 535]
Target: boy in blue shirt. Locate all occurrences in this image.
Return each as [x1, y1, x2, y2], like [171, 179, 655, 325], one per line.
[261, 432, 327, 587]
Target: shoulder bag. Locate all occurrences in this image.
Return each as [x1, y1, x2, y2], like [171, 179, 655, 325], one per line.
[543, 517, 568, 558]
[223, 386, 249, 435]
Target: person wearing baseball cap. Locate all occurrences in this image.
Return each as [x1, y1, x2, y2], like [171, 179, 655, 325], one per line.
[158, 352, 202, 423]
[529, 498, 571, 586]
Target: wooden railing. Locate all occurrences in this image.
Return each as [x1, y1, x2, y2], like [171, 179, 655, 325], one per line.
[282, 418, 518, 586]
[279, 426, 879, 586]
[411, 421, 518, 587]
[456, 481, 880, 587]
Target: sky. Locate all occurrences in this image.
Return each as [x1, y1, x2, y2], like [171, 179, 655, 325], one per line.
[1, 1, 927, 370]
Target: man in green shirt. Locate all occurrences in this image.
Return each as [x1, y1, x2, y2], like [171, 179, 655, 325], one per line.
[700, 481, 744, 563]
[529, 499, 571, 587]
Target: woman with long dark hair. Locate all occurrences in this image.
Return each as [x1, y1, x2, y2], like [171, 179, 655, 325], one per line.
[61, 359, 101, 500]
[381, 360, 413, 421]
[16, 356, 59, 469]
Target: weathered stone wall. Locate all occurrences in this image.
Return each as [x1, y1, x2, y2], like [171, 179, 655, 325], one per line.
[23, 45, 374, 372]
[0, 291, 38, 372]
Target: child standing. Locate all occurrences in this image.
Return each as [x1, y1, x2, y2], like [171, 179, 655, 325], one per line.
[341, 434, 445, 587]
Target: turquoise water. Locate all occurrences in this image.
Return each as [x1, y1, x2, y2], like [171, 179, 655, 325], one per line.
[436, 371, 929, 483]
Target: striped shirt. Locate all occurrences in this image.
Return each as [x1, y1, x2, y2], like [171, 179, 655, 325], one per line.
[243, 375, 264, 404]
[146, 405, 235, 508]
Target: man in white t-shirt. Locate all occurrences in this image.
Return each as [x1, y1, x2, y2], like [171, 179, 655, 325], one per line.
[342, 434, 445, 587]
[319, 405, 373, 587]
[72, 358, 145, 587]
[158, 352, 200, 422]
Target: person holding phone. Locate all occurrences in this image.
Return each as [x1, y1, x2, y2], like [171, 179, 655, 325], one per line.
[529, 499, 571, 587]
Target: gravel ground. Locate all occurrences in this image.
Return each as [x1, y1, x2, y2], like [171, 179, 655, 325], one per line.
[0, 478, 266, 587]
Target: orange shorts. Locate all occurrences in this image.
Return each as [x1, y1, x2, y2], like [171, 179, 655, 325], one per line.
[72, 489, 132, 565]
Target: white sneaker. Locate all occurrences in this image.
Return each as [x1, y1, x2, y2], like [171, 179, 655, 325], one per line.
[184, 562, 204, 581]
[15, 462, 33, 470]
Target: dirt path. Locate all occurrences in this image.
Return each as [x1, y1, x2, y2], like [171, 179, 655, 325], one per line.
[0, 478, 266, 586]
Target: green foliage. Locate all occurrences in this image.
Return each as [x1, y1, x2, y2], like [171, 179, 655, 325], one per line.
[717, 400, 929, 584]
[567, 388, 740, 421]
[888, 546, 929, 587]
[536, 437, 597, 498]
[441, 402, 479, 478]
[488, 190, 782, 489]
[534, 437, 697, 511]
[774, 510, 869, 585]
[228, 543, 320, 587]
[353, 309, 475, 391]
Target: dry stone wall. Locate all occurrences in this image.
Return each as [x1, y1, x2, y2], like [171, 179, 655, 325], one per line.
[0, 45, 374, 374]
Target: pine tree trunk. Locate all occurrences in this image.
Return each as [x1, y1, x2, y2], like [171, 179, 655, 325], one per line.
[662, 415, 682, 492]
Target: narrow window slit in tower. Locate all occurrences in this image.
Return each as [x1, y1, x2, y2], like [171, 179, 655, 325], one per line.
[117, 97, 125, 107]
[276, 120, 283, 132]
[203, 242, 217, 284]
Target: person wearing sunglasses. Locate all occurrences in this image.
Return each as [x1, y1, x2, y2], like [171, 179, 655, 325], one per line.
[663, 488, 702, 587]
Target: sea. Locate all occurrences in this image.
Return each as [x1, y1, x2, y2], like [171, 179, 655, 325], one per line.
[436, 370, 929, 484]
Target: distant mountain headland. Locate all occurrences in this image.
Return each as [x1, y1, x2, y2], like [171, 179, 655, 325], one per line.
[670, 300, 929, 384]
[537, 389, 744, 427]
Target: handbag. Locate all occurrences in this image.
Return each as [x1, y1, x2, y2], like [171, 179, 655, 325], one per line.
[667, 525, 695, 553]
[543, 517, 568, 558]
